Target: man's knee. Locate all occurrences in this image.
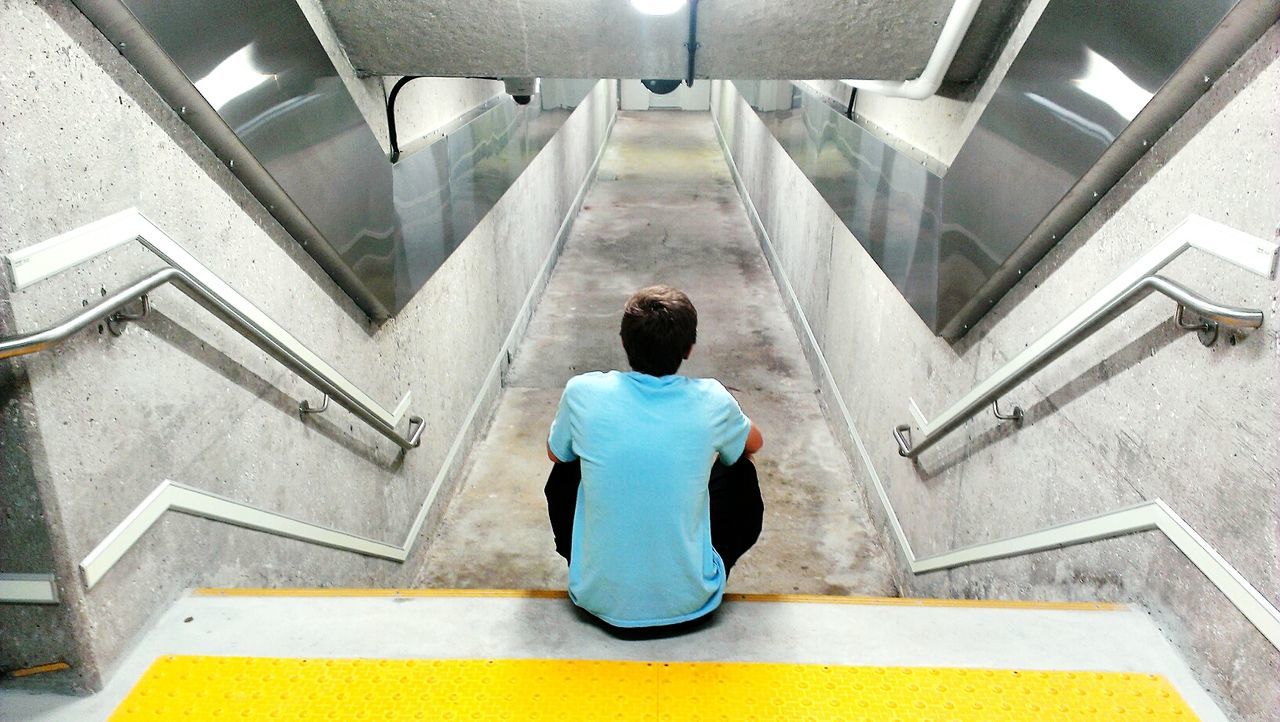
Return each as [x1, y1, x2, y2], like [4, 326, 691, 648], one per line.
[545, 460, 581, 504]
[546, 461, 581, 562]
[708, 457, 763, 570]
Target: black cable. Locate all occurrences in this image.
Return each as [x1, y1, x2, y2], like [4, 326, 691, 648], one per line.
[386, 75, 423, 163]
[685, 0, 700, 87]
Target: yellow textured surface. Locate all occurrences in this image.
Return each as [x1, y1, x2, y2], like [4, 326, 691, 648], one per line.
[111, 656, 1197, 721]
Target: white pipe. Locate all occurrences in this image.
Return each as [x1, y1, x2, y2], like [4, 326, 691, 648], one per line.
[843, 0, 983, 100]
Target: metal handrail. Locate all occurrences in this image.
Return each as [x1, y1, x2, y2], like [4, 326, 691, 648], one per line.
[1, 267, 424, 450]
[893, 274, 1264, 458]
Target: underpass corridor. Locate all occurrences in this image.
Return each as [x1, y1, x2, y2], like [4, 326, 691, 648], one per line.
[412, 112, 897, 597]
[3, 2, 1278, 717]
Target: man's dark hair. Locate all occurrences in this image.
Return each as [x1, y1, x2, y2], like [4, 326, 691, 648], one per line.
[620, 285, 698, 377]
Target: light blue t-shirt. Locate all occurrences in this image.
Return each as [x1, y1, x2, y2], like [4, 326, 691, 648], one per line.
[548, 370, 752, 627]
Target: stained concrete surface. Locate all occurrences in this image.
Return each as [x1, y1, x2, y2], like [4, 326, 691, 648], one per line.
[412, 112, 897, 598]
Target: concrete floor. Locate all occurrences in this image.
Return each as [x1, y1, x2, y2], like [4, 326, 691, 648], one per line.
[411, 111, 897, 596]
[0, 591, 1226, 720]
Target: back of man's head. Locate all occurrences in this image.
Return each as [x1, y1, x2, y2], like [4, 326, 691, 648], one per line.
[620, 285, 698, 377]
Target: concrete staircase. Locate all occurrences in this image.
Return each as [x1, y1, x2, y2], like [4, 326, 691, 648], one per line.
[1, 588, 1225, 720]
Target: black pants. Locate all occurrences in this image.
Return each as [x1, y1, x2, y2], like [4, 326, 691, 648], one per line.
[544, 456, 764, 572]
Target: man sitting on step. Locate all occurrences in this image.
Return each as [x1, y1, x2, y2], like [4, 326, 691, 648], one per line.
[544, 284, 765, 631]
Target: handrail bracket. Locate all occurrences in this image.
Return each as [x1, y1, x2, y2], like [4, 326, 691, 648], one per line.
[106, 293, 150, 337]
[893, 423, 914, 457]
[1175, 304, 1220, 347]
[406, 416, 426, 448]
[991, 399, 1024, 422]
[299, 393, 330, 418]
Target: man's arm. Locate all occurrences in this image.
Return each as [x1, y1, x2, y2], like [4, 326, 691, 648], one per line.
[547, 442, 564, 464]
[547, 382, 578, 464]
[743, 422, 763, 457]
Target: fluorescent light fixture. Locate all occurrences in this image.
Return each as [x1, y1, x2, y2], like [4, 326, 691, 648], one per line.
[631, 0, 687, 15]
[1072, 49, 1151, 121]
[197, 45, 275, 110]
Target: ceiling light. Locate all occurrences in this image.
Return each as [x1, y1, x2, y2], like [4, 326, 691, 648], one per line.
[631, 0, 687, 15]
[642, 79, 682, 95]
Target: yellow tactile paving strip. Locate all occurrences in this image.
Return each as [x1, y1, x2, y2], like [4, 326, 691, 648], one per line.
[193, 588, 1123, 612]
[110, 656, 1196, 721]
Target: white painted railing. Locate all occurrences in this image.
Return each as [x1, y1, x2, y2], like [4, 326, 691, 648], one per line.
[0, 573, 59, 604]
[895, 215, 1276, 458]
[0, 108, 616, 595]
[3, 209, 421, 448]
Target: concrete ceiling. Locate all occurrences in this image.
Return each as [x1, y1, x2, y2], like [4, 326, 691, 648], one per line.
[318, 0, 1019, 82]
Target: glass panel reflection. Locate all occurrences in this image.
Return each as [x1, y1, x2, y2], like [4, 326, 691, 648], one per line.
[124, 0, 597, 317]
[721, 0, 1238, 336]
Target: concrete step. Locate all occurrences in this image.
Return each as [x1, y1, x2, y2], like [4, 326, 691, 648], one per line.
[0, 589, 1227, 720]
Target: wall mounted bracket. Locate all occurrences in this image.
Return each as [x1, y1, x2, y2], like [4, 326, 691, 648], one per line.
[106, 293, 150, 336]
[300, 393, 329, 418]
[1176, 304, 1220, 347]
[991, 399, 1024, 422]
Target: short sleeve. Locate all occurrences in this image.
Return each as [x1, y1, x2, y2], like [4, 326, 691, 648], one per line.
[710, 383, 752, 465]
[547, 384, 579, 462]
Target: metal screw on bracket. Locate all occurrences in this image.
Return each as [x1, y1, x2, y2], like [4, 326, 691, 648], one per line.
[991, 398, 1024, 422]
[1175, 304, 1219, 347]
[299, 393, 329, 419]
[106, 294, 150, 336]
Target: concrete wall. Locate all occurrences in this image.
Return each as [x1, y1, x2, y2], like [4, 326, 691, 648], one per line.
[298, 0, 505, 153]
[0, 0, 614, 693]
[711, 23, 1279, 722]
